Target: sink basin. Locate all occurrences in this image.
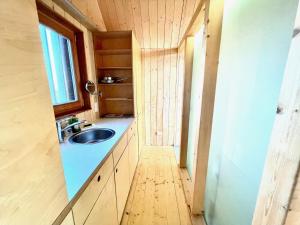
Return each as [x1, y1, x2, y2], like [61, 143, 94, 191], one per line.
[69, 128, 115, 144]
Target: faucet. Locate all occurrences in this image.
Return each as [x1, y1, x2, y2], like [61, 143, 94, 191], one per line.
[56, 117, 86, 143]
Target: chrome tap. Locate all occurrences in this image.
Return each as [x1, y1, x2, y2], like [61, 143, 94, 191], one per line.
[56, 117, 86, 143]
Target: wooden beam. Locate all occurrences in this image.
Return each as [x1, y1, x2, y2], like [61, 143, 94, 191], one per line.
[51, 0, 106, 31]
[285, 171, 300, 225]
[190, 0, 224, 214]
[178, 0, 205, 47]
[179, 37, 194, 168]
[252, 3, 300, 224]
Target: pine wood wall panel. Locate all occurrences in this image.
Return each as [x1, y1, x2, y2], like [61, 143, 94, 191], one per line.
[131, 0, 144, 46]
[140, 0, 151, 48]
[97, 0, 201, 48]
[164, 0, 175, 49]
[97, 0, 113, 29]
[171, 0, 185, 47]
[0, 1, 69, 224]
[157, 0, 166, 49]
[150, 50, 158, 144]
[141, 49, 180, 146]
[178, 0, 198, 44]
[174, 44, 186, 150]
[71, 0, 106, 30]
[124, 0, 136, 33]
[114, 0, 129, 29]
[168, 50, 179, 145]
[156, 50, 165, 145]
[149, 0, 158, 48]
[162, 49, 171, 145]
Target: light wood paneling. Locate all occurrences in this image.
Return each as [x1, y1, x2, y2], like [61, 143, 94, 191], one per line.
[97, 0, 202, 48]
[0, 0, 69, 224]
[150, 50, 158, 144]
[121, 148, 205, 225]
[70, 0, 106, 30]
[174, 42, 186, 154]
[142, 49, 184, 146]
[132, 18, 143, 118]
[162, 49, 171, 146]
[285, 172, 300, 225]
[143, 49, 152, 145]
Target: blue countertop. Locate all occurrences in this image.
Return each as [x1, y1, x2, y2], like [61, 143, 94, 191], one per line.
[59, 118, 134, 200]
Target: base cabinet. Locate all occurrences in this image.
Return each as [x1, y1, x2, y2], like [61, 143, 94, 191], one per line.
[70, 121, 138, 225]
[114, 146, 130, 223]
[84, 174, 118, 225]
[128, 133, 138, 183]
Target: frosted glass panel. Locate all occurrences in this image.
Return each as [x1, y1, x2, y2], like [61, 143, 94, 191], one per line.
[186, 29, 205, 176]
[204, 0, 298, 225]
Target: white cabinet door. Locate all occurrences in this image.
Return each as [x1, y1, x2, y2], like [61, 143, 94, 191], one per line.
[128, 133, 138, 183]
[114, 147, 130, 223]
[72, 155, 113, 225]
[84, 174, 118, 225]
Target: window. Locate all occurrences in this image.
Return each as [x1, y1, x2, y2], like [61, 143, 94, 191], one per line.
[37, 2, 90, 117]
[39, 24, 78, 105]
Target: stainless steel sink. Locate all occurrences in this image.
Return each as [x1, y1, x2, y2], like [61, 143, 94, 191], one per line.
[69, 128, 115, 144]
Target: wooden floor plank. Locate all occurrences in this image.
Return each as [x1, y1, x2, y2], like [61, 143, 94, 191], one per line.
[121, 148, 203, 225]
[179, 168, 193, 207]
[121, 160, 141, 225]
[169, 151, 193, 225]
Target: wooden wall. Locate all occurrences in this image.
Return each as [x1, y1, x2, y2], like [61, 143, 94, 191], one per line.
[71, 0, 106, 30]
[97, 0, 201, 48]
[143, 48, 180, 146]
[141, 49, 186, 147]
[174, 44, 186, 151]
[0, 1, 69, 224]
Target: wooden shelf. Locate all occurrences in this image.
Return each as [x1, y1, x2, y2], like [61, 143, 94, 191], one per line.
[97, 67, 132, 70]
[95, 49, 132, 55]
[104, 98, 133, 101]
[98, 83, 132, 86]
[93, 32, 134, 118]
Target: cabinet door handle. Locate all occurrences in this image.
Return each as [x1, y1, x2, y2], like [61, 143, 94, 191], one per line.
[116, 168, 118, 173]
[97, 175, 101, 182]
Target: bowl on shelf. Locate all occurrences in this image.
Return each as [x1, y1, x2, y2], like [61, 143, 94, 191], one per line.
[99, 76, 128, 84]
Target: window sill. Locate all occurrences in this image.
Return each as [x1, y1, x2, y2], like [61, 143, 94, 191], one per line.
[55, 106, 92, 120]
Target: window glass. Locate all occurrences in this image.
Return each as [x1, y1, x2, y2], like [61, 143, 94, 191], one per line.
[39, 24, 78, 105]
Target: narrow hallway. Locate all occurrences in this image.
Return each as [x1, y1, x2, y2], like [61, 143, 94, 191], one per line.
[121, 148, 204, 225]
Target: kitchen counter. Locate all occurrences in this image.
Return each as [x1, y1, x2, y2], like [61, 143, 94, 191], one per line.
[59, 118, 134, 200]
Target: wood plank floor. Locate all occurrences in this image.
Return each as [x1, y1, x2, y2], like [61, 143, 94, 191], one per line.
[121, 148, 205, 225]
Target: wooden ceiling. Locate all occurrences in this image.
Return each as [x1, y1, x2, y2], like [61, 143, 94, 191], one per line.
[97, 0, 201, 49]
